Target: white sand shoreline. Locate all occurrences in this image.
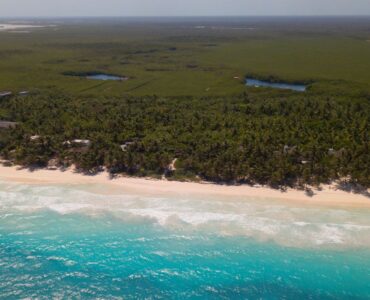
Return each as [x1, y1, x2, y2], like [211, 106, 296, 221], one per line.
[0, 164, 368, 208]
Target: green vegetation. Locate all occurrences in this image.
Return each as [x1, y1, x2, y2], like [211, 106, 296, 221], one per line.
[0, 88, 368, 187]
[0, 18, 369, 188]
[1, 18, 370, 96]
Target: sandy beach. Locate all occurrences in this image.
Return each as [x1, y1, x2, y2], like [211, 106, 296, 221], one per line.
[0, 164, 368, 207]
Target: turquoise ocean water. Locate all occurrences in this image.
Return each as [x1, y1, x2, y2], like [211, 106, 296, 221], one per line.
[0, 181, 369, 299]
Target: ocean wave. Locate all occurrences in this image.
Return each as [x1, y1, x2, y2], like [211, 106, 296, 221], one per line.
[0, 181, 369, 249]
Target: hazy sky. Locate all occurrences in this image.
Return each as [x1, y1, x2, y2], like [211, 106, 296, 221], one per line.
[1, 0, 370, 17]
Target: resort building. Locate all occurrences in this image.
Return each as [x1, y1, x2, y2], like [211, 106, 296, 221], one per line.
[0, 121, 17, 129]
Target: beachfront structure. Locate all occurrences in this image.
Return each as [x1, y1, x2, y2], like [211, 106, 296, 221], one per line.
[120, 142, 135, 152]
[0, 91, 12, 98]
[283, 145, 297, 154]
[64, 139, 91, 147]
[72, 139, 91, 146]
[30, 135, 41, 141]
[328, 148, 346, 158]
[0, 121, 17, 129]
[168, 158, 177, 172]
[47, 158, 59, 170]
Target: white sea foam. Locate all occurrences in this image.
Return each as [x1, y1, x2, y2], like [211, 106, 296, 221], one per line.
[0, 181, 369, 249]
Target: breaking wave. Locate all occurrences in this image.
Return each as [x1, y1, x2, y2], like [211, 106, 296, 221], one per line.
[0, 181, 369, 249]
[1, 180, 370, 299]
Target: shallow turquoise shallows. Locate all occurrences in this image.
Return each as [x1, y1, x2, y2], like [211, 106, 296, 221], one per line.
[0, 181, 369, 299]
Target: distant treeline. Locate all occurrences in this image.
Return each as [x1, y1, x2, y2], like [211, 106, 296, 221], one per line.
[0, 90, 368, 187]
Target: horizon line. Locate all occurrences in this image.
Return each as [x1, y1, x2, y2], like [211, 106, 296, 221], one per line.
[1, 14, 370, 19]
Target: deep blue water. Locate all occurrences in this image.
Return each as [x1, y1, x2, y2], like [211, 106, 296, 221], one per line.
[86, 74, 126, 81]
[246, 78, 307, 92]
[0, 182, 369, 299]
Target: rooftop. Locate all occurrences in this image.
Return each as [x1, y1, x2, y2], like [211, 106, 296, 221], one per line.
[0, 121, 17, 129]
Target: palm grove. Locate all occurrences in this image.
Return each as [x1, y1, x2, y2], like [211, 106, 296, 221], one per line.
[0, 88, 368, 188]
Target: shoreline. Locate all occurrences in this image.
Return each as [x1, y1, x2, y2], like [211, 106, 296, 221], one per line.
[0, 164, 369, 208]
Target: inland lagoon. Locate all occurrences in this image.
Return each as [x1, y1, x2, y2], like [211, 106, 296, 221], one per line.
[63, 71, 128, 81]
[86, 74, 127, 81]
[246, 78, 307, 92]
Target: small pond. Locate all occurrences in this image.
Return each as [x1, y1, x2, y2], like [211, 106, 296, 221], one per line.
[64, 72, 128, 81]
[246, 78, 306, 92]
[86, 74, 127, 81]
